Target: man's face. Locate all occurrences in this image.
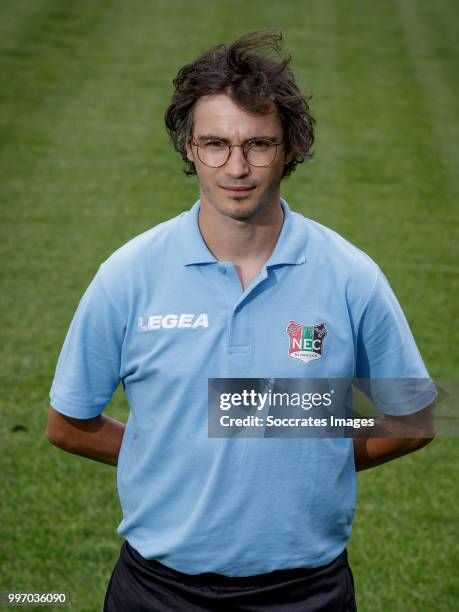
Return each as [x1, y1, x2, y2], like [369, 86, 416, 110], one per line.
[186, 93, 287, 221]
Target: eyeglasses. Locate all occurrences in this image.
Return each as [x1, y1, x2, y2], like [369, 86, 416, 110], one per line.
[191, 138, 284, 168]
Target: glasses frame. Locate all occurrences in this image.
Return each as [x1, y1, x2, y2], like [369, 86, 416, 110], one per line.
[191, 138, 285, 168]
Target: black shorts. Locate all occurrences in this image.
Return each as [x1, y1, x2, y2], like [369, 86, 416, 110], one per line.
[104, 541, 357, 611]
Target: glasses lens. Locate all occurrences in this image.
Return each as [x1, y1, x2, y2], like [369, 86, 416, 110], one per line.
[246, 142, 278, 167]
[198, 142, 230, 167]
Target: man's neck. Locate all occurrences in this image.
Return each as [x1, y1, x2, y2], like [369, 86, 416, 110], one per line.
[197, 197, 284, 266]
[197, 195, 284, 290]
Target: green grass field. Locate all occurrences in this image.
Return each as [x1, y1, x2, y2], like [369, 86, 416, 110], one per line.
[1, 1, 458, 610]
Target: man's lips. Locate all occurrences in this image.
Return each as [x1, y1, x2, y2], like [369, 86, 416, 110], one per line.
[220, 185, 256, 194]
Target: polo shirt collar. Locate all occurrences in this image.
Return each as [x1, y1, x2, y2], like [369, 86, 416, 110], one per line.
[267, 199, 307, 267]
[180, 198, 306, 267]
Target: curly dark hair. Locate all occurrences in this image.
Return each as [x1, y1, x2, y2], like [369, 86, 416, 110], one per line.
[164, 31, 315, 179]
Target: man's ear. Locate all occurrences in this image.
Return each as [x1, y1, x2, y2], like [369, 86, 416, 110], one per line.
[283, 147, 295, 166]
[186, 141, 194, 162]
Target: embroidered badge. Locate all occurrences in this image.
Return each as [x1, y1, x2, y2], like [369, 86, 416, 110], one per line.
[286, 321, 327, 364]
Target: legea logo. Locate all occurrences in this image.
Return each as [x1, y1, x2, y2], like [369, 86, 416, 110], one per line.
[138, 313, 209, 331]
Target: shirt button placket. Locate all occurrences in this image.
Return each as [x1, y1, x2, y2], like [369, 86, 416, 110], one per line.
[218, 263, 252, 371]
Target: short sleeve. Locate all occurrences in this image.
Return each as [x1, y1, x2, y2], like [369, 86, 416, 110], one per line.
[355, 269, 437, 415]
[49, 268, 125, 418]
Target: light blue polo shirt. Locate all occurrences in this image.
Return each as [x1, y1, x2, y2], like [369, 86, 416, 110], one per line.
[50, 199, 435, 576]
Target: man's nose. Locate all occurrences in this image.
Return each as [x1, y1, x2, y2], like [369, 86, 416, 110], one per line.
[225, 145, 250, 177]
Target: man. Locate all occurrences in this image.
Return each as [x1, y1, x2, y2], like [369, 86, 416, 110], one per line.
[47, 31, 436, 611]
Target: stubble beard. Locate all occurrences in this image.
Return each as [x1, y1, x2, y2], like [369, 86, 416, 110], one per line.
[199, 180, 281, 222]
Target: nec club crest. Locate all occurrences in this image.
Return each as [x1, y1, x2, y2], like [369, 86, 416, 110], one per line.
[287, 321, 327, 364]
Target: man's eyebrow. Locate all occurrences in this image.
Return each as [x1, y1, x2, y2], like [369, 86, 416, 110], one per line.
[194, 134, 280, 143]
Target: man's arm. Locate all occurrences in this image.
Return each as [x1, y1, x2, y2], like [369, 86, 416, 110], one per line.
[46, 406, 125, 466]
[353, 403, 436, 471]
